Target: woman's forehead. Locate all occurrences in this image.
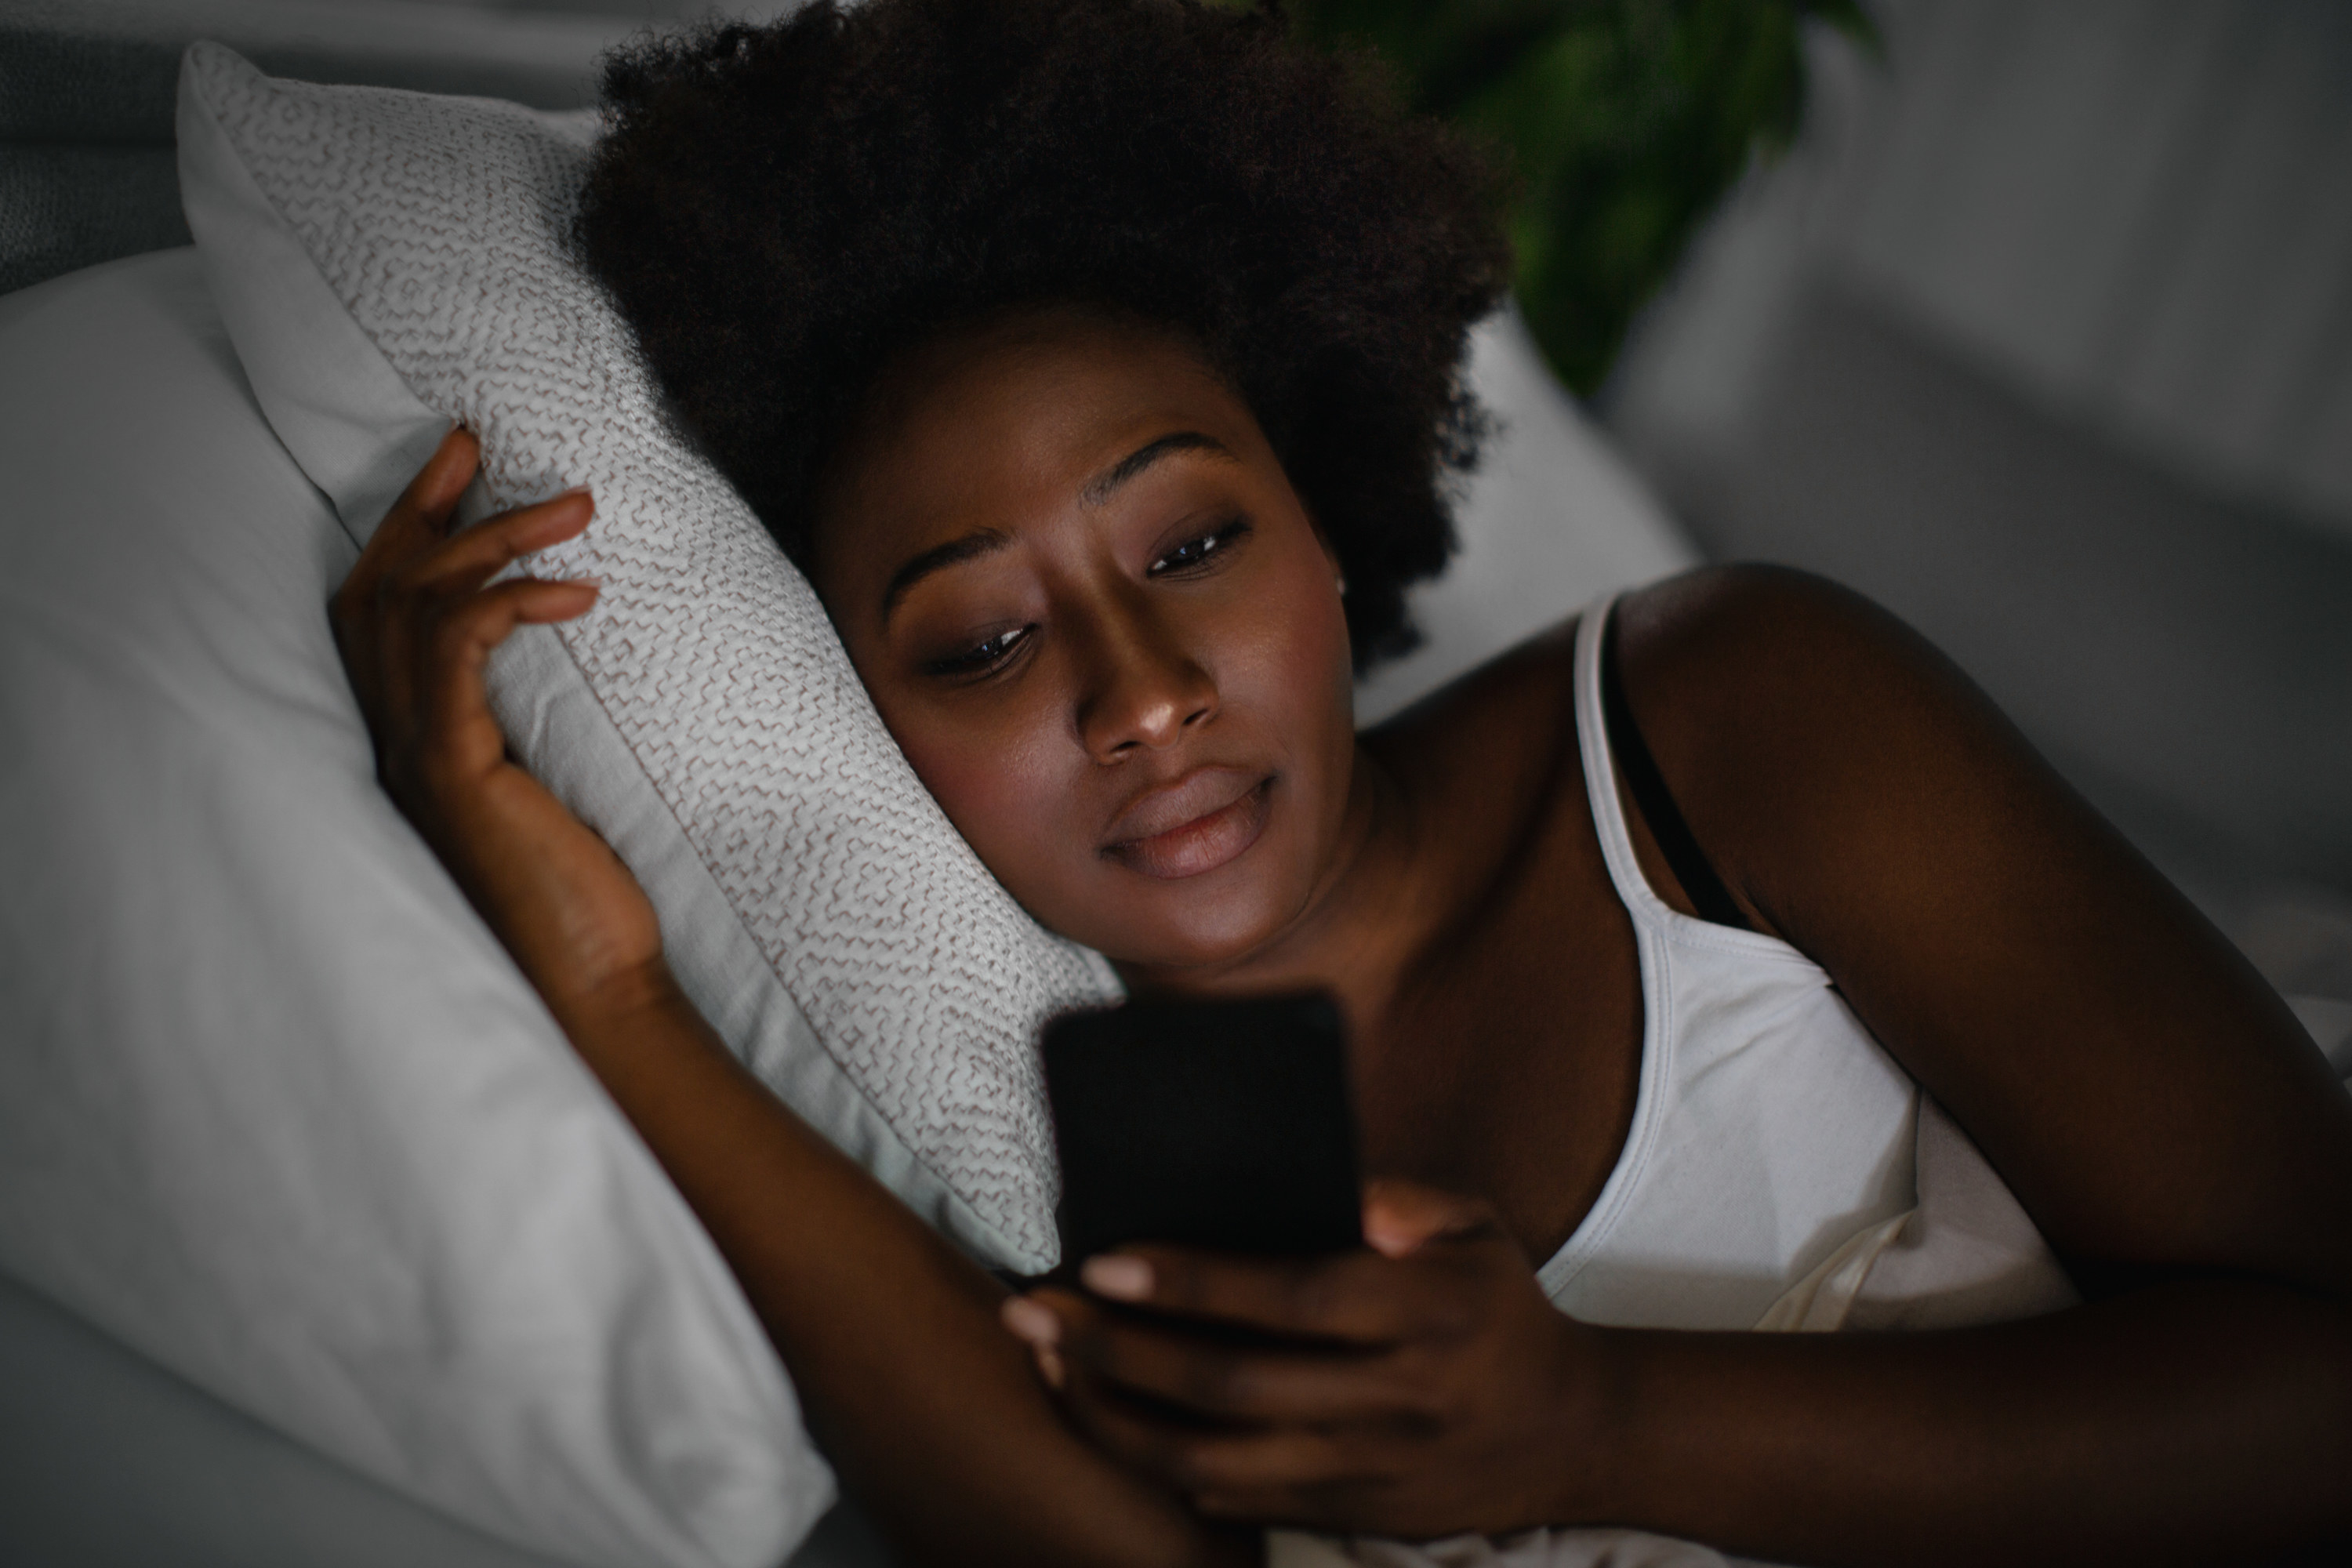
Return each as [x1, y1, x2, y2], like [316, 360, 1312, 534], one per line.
[811, 309, 1271, 579]
[856, 304, 1235, 449]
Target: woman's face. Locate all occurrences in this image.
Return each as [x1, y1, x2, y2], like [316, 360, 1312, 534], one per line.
[810, 307, 1359, 971]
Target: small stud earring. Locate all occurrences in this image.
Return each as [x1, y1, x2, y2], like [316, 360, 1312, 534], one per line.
[1335, 574, 1348, 597]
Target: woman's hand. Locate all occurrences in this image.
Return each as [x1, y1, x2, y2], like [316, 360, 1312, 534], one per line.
[330, 426, 662, 1019]
[1004, 1180, 1613, 1539]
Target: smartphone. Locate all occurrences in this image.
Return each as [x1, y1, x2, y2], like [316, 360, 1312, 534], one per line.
[1040, 991, 1363, 1263]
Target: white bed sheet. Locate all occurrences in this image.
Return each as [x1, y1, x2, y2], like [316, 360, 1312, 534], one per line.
[0, 1266, 892, 1568]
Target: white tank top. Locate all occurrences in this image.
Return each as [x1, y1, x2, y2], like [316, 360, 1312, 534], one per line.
[1536, 599, 1922, 1330]
[1539, 597, 2076, 1339]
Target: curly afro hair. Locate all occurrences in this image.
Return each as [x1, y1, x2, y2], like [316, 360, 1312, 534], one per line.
[575, 0, 1512, 668]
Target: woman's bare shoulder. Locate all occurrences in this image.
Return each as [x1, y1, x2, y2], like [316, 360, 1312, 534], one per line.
[1354, 561, 1841, 806]
[1603, 561, 2040, 881]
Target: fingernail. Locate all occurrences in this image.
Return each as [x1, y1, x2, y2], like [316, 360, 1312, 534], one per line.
[1035, 1345, 1066, 1390]
[1363, 1210, 1417, 1258]
[1000, 1295, 1061, 1346]
[1080, 1254, 1152, 1301]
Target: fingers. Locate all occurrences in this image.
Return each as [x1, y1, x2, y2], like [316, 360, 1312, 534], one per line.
[1002, 1192, 1582, 1537]
[1026, 1308, 1421, 1533]
[388, 423, 479, 546]
[346, 425, 478, 599]
[341, 426, 595, 610]
[419, 578, 600, 771]
[404, 488, 593, 598]
[369, 486, 592, 630]
[1035, 1288, 1434, 1430]
[361, 571, 594, 808]
[330, 423, 599, 772]
[1000, 1221, 1583, 1537]
[1000, 1295, 1069, 1391]
[1079, 1236, 1491, 1345]
[1363, 1179, 1496, 1259]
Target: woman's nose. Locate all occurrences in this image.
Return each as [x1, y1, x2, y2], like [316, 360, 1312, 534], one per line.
[1074, 601, 1218, 762]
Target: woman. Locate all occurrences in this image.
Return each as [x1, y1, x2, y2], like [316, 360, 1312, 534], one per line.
[330, 1, 2352, 1563]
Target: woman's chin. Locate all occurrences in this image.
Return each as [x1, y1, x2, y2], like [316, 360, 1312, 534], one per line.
[1080, 859, 1325, 982]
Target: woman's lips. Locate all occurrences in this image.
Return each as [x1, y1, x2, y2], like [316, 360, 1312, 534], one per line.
[1102, 767, 1274, 880]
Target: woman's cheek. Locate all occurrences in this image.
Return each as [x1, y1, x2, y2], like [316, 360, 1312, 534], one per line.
[1249, 553, 1355, 789]
[896, 706, 1089, 911]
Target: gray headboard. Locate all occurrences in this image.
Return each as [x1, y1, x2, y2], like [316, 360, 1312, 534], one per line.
[0, 0, 775, 295]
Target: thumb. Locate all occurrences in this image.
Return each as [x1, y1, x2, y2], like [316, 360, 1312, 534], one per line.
[1362, 1178, 1497, 1259]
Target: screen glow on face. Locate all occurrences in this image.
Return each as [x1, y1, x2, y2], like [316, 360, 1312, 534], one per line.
[812, 307, 1358, 973]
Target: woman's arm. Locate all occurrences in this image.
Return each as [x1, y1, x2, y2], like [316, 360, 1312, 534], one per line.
[550, 965, 1250, 1568]
[1019, 565, 2352, 1563]
[1594, 564, 2352, 1560]
[332, 428, 1250, 1568]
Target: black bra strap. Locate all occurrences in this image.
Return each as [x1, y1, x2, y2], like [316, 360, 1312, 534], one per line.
[1599, 610, 1753, 932]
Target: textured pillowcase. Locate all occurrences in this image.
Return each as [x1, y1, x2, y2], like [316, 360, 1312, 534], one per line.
[176, 41, 1122, 1275]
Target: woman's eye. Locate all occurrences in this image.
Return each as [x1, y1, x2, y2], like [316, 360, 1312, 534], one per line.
[924, 624, 1033, 677]
[1149, 518, 1251, 577]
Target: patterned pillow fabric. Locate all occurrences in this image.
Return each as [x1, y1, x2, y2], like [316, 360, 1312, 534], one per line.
[177, 42, 1120, 1276]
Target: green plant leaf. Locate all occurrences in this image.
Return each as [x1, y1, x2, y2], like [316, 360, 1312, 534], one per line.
[1284, 0, 1876, 395]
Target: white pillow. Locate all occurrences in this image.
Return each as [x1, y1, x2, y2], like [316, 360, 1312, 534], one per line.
[0, 250, 822, 1568]
[176, 42, 1122, 1276]
[1357, 302, 1696, 726]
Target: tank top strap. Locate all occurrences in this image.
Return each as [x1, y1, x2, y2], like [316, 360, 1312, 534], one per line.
[1573, 594, 1834, 959]
[1572, 594, 1673, 928]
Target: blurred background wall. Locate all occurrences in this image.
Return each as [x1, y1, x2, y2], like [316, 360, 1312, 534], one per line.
[1601, 0, 2352, 998]
[0, 0, 797, 295]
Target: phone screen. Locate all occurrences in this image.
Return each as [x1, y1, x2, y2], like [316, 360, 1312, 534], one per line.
[1040, 991, 1363, 1262]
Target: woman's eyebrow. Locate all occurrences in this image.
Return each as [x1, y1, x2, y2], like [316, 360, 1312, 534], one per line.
[1080, 430, 1235, 506]
[878, 434, 1233, 623]
[881, 528, 1011, 622]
